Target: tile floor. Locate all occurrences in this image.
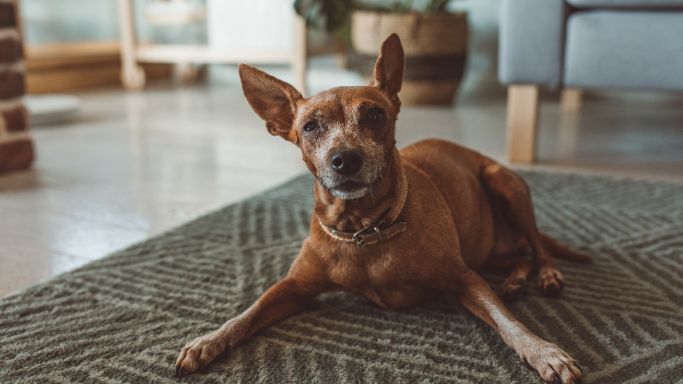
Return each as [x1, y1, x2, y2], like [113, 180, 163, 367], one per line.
[1, 62, 682, 297]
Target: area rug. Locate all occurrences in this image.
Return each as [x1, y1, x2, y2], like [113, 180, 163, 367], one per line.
[1, 171, 681, 384]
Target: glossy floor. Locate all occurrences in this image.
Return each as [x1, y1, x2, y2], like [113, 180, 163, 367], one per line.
[1, 65, 682, 297]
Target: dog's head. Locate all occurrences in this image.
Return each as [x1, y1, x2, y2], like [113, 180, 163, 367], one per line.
[239, 34, 404, 200]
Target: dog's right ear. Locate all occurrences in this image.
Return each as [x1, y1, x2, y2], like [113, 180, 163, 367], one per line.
[371, 33, 404, 104]
[239, 64, 303, 142]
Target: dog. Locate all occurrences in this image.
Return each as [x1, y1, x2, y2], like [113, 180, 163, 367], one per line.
[175, 34, 589, 384]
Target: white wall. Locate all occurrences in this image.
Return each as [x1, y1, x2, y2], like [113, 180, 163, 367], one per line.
[22, 0, 118, 44]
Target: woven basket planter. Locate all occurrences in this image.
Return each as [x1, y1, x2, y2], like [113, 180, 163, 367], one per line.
[0, 0, 33, 173]
[349, 10, 468, 105]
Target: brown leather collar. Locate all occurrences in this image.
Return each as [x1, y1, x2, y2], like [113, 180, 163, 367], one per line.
[319, 218, 407, 247]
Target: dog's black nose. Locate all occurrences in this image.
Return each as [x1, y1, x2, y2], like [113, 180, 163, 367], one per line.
[331, 149, 363, 175]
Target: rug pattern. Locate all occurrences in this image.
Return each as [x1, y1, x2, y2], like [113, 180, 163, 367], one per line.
[1, 171, 682, 383]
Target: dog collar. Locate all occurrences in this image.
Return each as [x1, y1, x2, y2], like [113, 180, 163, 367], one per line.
[319, 218, 407, 247]
[319, 160, 409, 247]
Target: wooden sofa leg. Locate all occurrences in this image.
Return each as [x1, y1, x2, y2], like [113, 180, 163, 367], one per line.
[506, 85, 539, 163]
[561, 88, 582, 113]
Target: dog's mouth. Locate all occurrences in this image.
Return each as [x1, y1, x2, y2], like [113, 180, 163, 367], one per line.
[327, 180, 371, 200]
[335, 180, 366, 192]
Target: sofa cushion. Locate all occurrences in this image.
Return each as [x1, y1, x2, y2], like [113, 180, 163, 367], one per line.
[568, 0, 683, 8]
[498, 0, 566, 87]
[564, 11, 683, 91]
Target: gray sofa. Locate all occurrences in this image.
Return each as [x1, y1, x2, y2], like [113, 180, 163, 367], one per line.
[498, 0, 683, 162]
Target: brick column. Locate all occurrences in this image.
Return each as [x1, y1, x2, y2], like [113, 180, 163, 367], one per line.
[0, 0, 33, 173]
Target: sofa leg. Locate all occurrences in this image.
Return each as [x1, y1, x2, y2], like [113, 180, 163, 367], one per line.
[561, 88, 582, 113]
[506, 85, 539, 163]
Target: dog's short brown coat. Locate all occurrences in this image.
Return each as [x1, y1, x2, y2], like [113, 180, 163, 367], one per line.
[176, 34, 589, 384]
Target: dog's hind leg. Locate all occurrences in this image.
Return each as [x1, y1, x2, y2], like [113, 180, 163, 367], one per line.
[502, 257, 534, 299]
[483, 253, 533, 299]
[481, 164, 564, 296]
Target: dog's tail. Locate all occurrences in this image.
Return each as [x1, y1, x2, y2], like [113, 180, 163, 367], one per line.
[540, 233, 592, 263]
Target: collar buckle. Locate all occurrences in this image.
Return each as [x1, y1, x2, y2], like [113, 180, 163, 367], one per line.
[351, 222, 386, 247]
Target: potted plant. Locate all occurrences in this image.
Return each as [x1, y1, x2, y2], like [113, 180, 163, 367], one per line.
[295, 0, 468, 105]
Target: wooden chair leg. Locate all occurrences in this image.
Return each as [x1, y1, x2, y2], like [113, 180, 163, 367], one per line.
[506, 85, 540, 163]
[561, 88, 582, 113]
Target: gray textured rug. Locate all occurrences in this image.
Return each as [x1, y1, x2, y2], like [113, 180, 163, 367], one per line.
[1, 171, 682, 384]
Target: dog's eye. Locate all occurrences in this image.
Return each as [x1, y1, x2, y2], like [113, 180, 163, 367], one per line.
[303, 121, 318, 132]
[365, 108, 385, 124]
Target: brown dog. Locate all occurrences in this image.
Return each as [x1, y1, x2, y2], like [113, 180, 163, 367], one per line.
[175, 34, 590, 383]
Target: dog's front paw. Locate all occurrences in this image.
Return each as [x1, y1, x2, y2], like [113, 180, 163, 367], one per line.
[519, 339, 583, 384]
[175, 331, 227, 377]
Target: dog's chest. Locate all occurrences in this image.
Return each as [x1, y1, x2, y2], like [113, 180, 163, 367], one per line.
[326, 246, 430, 309]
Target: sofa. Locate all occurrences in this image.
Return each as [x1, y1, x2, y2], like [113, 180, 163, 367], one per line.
[498, 0, 683, 162]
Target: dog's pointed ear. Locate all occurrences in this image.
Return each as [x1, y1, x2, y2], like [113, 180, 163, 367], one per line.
[371, 33, 404, 99]
[239, 64, 303, 142]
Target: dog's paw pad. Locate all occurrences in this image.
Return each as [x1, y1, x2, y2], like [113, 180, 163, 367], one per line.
[538, 267, 564, 296]
[521, 340, 583, 384]
[502, 276, 527, 300]
[175, 333, 227, 376]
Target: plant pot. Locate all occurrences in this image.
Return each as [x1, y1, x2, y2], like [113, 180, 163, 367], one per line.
[350, 10, 468, 105]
